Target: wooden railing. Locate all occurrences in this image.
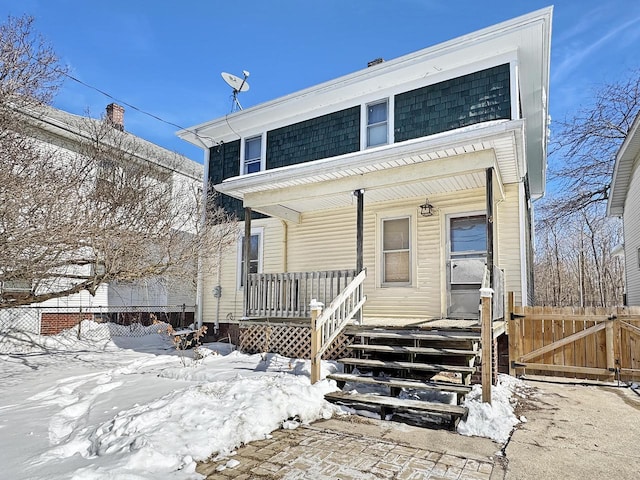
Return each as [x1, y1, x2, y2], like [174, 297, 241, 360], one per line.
[480, 264, 505, 321]
[492, 265, 504, 320]
[311, 269, 367, 383]
[246, 269, 357, 318]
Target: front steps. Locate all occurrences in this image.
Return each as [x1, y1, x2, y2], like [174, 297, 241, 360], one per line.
[325, 326, 480, 429]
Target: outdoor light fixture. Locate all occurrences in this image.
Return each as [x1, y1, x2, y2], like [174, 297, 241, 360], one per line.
[419, 198, 435, 217]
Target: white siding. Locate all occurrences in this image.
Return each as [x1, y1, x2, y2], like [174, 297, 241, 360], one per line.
[203, 184, 527, 322]
[623, 159, 640, 305]
[201, 218, 283, 324]
[497, 183, 524, 305]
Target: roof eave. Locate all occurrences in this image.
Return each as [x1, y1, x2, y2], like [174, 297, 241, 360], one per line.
[607, 112, 640, 217]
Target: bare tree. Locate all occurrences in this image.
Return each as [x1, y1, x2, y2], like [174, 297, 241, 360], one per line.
[0, 15, 237, 307]
[540, 69, 640, 223]
[533, 69, 638, 307]
[534, 212, 624, 307]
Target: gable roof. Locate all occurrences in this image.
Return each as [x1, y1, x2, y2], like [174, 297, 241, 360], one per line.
[607, 111, 640, 216]
[21, 104, 203, 181]
[180, 7, 552, 198]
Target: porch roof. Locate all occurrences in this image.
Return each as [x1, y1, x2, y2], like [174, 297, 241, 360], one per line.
[215, 120, 524, 223]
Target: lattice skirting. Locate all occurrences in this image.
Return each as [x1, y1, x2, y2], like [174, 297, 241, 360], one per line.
[238, 323, 352, 360]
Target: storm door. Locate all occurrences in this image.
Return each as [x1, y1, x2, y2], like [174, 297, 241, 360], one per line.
[447, 215, 487, 319]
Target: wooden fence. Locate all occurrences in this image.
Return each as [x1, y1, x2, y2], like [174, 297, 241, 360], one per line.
[509, 305, 640, 382]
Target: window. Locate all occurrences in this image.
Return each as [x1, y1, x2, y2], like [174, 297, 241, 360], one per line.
[243, 136, 262, 174]
[382, 217, 411, 285]
[450, 215, 486, 254]
[366, 100, 388, 147]
[238, 230, 262, 287]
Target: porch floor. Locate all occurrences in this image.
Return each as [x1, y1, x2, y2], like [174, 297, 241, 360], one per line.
[360, 317, 479, 330]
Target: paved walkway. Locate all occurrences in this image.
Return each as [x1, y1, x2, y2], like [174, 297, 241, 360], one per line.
[504, 379, 640, 480]
[197, 418, 498, 479]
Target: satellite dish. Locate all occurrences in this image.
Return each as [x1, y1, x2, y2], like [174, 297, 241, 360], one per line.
[221, 70, 250, 112]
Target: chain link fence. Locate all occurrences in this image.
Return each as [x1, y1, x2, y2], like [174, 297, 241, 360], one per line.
[0, 304, 196, 337]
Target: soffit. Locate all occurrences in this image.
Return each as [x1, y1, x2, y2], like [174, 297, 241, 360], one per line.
[216, 120, 522, 219]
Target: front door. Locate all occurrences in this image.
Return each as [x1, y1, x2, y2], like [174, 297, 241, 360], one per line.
[447, 214, 487, 319]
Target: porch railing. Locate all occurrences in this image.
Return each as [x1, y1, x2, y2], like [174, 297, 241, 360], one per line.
[481, 264, 505, 321]
[311, 269, 367, 383]
[492, 265, 505, 321]
[246, 269, 357, 318]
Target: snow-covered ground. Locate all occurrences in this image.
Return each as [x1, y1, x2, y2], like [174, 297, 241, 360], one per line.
[0, 321, 526, 479]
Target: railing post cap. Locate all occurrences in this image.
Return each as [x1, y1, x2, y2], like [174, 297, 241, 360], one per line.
[480, 287, 494, 298]
[310, 299, 324, 310]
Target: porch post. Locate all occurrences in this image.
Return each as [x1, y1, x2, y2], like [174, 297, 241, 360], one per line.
[243, 207, 252, 319]
[486, 168, 494, 289]
[355, 189, 364, 274]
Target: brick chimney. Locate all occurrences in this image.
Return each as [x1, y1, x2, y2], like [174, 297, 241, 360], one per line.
[106, 103, 125, 131]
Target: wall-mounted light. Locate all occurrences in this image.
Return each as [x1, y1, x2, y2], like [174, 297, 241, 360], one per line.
[419, 198, 435, 217]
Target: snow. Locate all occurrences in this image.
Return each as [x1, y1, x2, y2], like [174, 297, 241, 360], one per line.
[0, 320, 526, 479]
[0, 321, 340, 480]
[457, 374, 531, 443]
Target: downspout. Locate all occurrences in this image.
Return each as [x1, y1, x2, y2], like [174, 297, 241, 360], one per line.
[191, 133, 213, 330]
[214, 245, 222, 333]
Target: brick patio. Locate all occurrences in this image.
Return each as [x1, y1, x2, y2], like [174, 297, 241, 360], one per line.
[197, 421, 495, 479]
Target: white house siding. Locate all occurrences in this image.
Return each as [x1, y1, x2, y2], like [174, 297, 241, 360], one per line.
[201, 218, 283, 324]
[204, 183, 525, 323]
[497, 183, 524, 306]
[623, 160, 640, 305]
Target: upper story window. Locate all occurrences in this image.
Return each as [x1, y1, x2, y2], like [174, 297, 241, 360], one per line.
[243, 136, 262, 174]
[366, 100, 388, 147]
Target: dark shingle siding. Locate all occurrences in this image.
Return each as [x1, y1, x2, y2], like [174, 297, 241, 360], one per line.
[208, 140, 263, 220]
[394, 63, 511, 142]
[266, 106, 360, 169]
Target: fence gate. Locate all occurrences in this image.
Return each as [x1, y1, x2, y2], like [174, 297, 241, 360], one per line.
[509, 306, 640, 382]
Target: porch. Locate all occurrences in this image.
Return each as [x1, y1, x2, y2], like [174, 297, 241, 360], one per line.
[243, 266, 506, 329]
[218, 122, 522, 328]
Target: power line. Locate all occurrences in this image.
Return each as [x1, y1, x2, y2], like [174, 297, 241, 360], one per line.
[59, 69, 221, 147]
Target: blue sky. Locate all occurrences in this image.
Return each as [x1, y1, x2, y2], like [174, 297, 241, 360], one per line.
[1, 0, 640, 163]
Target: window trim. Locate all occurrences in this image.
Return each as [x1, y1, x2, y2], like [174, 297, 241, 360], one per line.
[240, 133, 265, 175]
[380, 215, 412, 287]
[361, 97, 393, 150]
[236, 226, 264, 290]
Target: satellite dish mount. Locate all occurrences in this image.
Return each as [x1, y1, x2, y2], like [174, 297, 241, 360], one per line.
[221, 70, 250, 112]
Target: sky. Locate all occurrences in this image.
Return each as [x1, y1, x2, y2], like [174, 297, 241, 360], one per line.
[1, 0, 640, 164]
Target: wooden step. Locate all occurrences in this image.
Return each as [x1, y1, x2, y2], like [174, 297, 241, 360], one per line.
[349, 329, 480, 342]
[347, 344, 479, 357]
[338, 357, 476, 374]
[324, 391, 468, 429]
[326, 373, 472, 395]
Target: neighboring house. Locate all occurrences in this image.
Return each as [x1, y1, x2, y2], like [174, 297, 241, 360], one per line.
[180, 8, 552, 332]
[607, 111, 640, 305]
[2, 103, 202, 334]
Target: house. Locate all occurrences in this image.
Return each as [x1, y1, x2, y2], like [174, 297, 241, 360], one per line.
[1, 103, 203, 334]
[607, 111, 640, 305]
[180, 8, 552, 339]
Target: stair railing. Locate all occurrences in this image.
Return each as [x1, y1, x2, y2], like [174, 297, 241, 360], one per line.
[310, 269, 367, 383]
